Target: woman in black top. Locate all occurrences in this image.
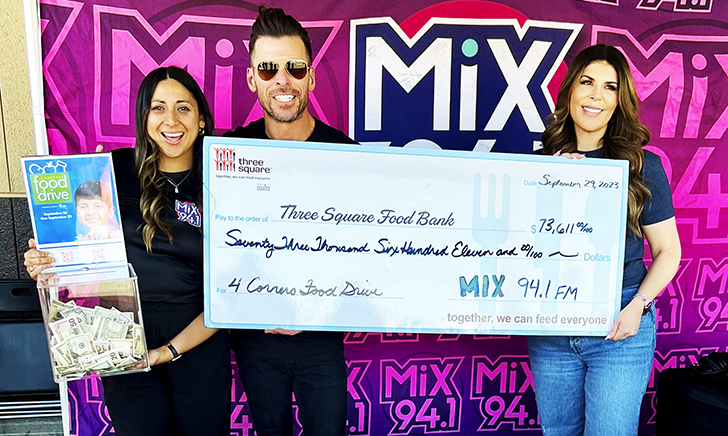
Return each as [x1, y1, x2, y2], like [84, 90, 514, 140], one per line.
[25, 66, 230, 436]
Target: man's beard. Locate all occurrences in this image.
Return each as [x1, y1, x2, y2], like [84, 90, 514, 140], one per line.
[260, 89, 309, 123]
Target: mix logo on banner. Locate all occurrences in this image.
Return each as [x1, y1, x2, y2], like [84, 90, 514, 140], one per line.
[347, 361, 373, 435]
[594, 27, 728, 141]
[39, 3, 343, 152]
[693, 258, 728, 332]
[470, 355, 537, 431]
[350, 16, 580, 153]
[595, 27, 728, 261]
[380, 357, 463, 434]
[93, 6, 254, 144]
[637, 0, 712, 13]
[650, 259, 690, 335]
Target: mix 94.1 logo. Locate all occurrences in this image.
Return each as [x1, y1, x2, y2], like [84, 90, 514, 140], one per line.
[380, 357, 463, 434]
[470, 355, 538, 431]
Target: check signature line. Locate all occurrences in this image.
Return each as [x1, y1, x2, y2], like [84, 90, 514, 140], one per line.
[549, 251, 579, 258]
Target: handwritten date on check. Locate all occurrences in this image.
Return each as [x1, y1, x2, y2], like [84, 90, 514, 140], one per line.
[203, 138, 628, 336]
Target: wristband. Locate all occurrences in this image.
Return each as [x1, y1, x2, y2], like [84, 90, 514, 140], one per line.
[633, 292, 652, 316]
[165, 342, 182, 362]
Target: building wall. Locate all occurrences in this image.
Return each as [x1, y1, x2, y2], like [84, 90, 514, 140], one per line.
[0, 0, 37, 280]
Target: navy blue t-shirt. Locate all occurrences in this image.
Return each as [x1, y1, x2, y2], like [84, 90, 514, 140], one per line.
[584, 148, 675, 287]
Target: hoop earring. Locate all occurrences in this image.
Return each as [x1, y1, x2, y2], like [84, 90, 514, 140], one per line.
[199, 127, 205, 136]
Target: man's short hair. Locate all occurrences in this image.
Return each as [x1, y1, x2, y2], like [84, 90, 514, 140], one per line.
[249, 6, 313, 64]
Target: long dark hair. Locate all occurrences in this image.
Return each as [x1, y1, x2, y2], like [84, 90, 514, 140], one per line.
[542, 45, 651, 237]
[134, 66, 214, 251]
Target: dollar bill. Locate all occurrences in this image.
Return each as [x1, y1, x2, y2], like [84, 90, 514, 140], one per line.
[60, 306, 90, 325]
[97, 318, 128, 341]
[48, 299, 71, 321]
[54, 363, 82, 376]
[90, 316, 104, 340]
[77, 353, 99, 369]
[108, 350, 123, 364]
[48, 315, 85, 341]
[114, 356, 140, 370]
[94, 340, 108, 354]
[118, 312, 135, 325]
[108, 339, 134, 359]
[90, 350, 122, 370]
[92, 306, 120, 322]
[131, 325, 144, 357]
[79, 350, 118, 371]
[66, 333, 94, 357]
[88, 357, 114, 371]
[51, 340, 73, 366]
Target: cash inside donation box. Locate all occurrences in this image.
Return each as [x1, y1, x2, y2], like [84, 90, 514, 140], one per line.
[37, 264, 149, 382]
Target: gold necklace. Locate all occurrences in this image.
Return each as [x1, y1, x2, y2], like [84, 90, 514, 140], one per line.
[162, 170, 192, 194]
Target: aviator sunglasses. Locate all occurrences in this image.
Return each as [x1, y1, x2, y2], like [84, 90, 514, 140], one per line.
[256, 60, 310, 81]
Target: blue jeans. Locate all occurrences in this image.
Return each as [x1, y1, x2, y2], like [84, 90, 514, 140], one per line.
[236, 350, 348, 436]
[527, 285, 655, 436]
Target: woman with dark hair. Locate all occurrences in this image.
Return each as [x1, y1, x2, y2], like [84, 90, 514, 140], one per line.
[528, 45, 681, 435]
[24, 66, 230, 435]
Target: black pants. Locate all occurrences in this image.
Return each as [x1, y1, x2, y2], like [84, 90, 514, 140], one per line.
[102, 302, 231, 436]
[235, 350, 347, 436]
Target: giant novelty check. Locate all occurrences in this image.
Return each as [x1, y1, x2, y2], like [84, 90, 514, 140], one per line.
[203, 138, 628, 336]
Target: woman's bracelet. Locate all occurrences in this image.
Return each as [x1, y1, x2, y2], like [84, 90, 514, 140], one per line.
[632, 292, 652, 315]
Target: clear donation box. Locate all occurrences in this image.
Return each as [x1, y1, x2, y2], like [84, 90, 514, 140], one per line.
[36, 263, 149, 382]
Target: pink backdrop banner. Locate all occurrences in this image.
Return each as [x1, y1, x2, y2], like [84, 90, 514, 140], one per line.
[39, 0, 728, 434]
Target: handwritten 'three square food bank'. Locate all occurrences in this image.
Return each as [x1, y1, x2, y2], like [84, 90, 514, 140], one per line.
[203, 137, 628, 336]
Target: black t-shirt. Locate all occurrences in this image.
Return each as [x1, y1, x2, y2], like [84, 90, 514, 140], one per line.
[225, 118, 356, 358]
[224, 117, 358, 145]
[534, 148, 675, 287]
[112, 148, 204, 304]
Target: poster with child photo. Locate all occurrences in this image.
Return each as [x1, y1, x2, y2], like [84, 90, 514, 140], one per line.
[21, 153, 127, 269]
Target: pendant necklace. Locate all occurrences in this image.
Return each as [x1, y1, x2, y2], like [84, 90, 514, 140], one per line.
[162, 170, 191, 194]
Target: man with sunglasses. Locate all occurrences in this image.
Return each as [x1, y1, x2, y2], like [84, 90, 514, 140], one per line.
[224, 6, 355, 436]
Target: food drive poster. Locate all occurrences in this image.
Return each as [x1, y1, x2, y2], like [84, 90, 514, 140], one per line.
[22, 154, 123, 255]
[40, 0, 728, 435]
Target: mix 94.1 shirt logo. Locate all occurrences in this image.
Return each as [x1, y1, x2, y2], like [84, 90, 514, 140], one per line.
[175, 200, 201, 227]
